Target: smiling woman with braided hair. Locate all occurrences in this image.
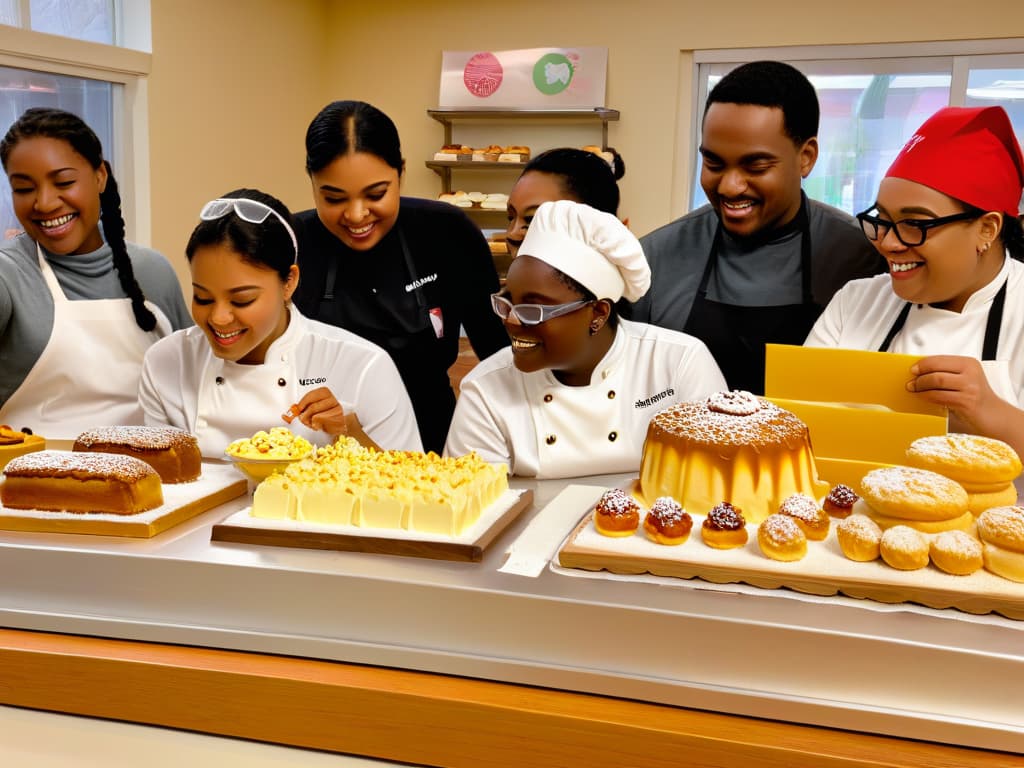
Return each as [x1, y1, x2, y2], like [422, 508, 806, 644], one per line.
[0, 107, 190, 439]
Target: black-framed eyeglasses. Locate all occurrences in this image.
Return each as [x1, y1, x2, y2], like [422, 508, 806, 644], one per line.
[856, 208, 981, 247]
[490, 292, 591, 325]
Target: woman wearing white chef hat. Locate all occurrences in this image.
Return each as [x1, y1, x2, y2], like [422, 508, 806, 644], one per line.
[445, 199, 726, 478]
[139, 188, 421, 458]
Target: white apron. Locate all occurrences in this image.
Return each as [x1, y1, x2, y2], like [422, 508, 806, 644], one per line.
[0, 246, 169, 439]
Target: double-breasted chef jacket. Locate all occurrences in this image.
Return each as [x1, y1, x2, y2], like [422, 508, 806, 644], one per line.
[140, 307, 422, 458]
[444, 318, 727, 479]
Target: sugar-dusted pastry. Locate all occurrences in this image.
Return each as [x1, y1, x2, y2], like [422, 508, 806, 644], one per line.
[906, 433, 1022, 490]
[637, 391, 829, 524]
[836, 515, 882, 562]
[976, 506, 1024, 582]
[74, 425, 201, 484]
[929, 530, 983, 576]
[642, 496, 692, 546]
[593, 488, 641, 538]
[700, 501, 748, 549]
[1, 450, 163, 515]
[778, 493, 830, 541]
[879, 525, 930, 571]
[823, 484, 858, 518]
[757, 513, 807, 562]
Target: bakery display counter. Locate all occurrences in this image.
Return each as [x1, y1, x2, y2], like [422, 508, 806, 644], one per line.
[0, 469, 1022, 763]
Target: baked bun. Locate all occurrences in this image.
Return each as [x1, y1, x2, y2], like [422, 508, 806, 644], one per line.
[929, 530, 983, 576]
[823, 484, 858, 518]
[593, 488, 640, 537]
[700, 501, 748, 549]
[642, 496, 692, 545]
[778, 493, 830, 541]
[860, 466, 968, 522]
[74, 425, 201, 483]
[906, 433, 1022, 490]
[836, 515, 882, 562]
[757, 513, 807, 562]
[976, 506, 1024, 553]
[879, 525, 930, 570]
[855, 501, 975, 534]
[966, 484, 1018, 516]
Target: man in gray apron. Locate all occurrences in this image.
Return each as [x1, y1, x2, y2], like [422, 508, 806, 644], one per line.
[625, 60, 884, 394]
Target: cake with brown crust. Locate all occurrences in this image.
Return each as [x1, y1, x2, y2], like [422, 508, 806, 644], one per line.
[636, 391, 828, 524]
[74, 426, 201, 483]
[1, 450, 163, 514]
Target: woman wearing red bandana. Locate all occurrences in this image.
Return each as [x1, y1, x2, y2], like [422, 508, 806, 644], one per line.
[806, 106, 1024, 459]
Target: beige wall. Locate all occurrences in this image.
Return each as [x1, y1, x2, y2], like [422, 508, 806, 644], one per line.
[147, 0, 1024, 292]
[148, 0, 328, 289]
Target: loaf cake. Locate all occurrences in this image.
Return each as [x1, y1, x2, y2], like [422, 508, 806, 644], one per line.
[74, 426, 201, 483]
[636, 391, 829, 523]
[1, 450, 164, 514]
[252, 438, 508, 536]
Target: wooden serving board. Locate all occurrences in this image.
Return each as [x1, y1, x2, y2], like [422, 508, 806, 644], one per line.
[558, 497, 1024, 621]
[211, 488, 533, 562]
[0, 462, 247, 538]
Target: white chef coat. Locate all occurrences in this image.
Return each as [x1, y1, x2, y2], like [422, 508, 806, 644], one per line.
[139, 307, 422, 458]
[444, 318, 727, 478]
[805, 254, 1024, 409]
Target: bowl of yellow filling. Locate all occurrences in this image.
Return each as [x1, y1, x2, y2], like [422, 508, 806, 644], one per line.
[225, 427, 313, 482]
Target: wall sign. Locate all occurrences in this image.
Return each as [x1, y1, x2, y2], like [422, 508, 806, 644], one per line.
[440, 47, 608, 109]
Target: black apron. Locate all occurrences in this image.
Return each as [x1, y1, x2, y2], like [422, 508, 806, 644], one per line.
[318, 226, 454, 454]
[878, 278, 1008, 359]
[684, 198, 818, 395]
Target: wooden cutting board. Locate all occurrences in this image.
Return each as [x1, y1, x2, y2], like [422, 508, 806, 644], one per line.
[0, 462, 247, 538]
[558, 499, 1024, 620]
[211, 488, 534, 562]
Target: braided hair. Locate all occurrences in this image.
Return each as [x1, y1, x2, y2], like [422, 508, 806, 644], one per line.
[0, 107, 157, 331]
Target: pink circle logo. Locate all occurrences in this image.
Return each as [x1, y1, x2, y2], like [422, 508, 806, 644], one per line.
[463, 52, 503, 98]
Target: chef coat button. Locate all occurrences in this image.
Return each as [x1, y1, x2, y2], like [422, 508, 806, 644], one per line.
[277, 378, 287, 387]
[545, 434, 557, 445]
[215, 376, 224, 385]
[607, 390, 615, 399]
[608, 431, 618, 442]
[543, 394, 553, 403]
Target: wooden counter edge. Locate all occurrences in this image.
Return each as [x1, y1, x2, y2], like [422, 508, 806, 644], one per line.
[0, 627, 1012, 768]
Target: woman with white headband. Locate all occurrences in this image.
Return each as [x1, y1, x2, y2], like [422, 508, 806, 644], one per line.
[139, 188, 421, 458]
[445, 200, 726, 478]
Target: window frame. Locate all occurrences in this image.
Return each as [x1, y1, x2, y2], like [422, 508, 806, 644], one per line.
[0, 12, 152, 242]
[682, 38, 1024, 215]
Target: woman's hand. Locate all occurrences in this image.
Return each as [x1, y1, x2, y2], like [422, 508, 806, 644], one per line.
[292, 387, 382, 449]
[293, 387, 348, 439]
[907, 355, 1015, 439]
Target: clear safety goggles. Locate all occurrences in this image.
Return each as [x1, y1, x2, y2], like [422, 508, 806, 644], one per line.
[199, 198, 299, 261]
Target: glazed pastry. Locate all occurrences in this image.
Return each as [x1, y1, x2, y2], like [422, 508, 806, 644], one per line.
[757, 513, 807, 562]
[879, 525, 930, 571]
[700, 501, 748, 549]
[823, 484, 858, 518]
[593, 488, 641, 537]
[836, 515, 882, 562]
[929, 530, 983, 576]
[642, 496, 693, 545]
[778, 493, 830, 541]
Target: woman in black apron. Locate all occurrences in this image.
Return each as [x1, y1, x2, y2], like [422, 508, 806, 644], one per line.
[291, 101, 509, 453]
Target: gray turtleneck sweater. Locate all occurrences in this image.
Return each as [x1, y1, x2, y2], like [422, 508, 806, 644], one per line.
[0, 233, 192, 405]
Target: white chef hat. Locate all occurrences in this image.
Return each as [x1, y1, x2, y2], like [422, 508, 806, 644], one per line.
[518, 200, 651, 302]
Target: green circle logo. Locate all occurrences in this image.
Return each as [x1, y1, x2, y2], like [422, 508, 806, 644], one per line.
[532, 53, 573, 95]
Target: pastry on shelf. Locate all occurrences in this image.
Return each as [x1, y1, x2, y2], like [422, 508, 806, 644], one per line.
[498, 145, 530, 163]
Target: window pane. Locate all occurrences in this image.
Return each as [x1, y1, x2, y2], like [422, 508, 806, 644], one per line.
[0, 66, 113, 239]
[30, 0, 114, 45]
[966, 67, 1024, 145]
[0, 0, 19, 26]
[691, 66, 951, 216]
